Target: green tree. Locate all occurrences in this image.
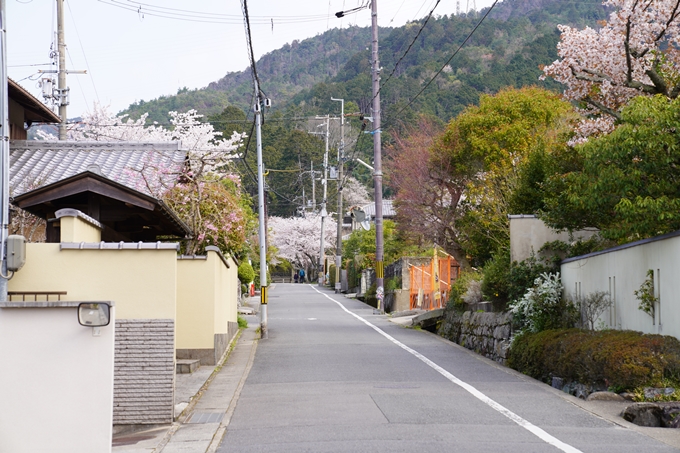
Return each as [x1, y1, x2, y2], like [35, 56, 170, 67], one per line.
[436, 87, 576, 265]
[543, 95, 680, 243]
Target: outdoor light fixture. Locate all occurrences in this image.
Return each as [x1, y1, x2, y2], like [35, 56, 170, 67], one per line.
[78, 302, 111, 328]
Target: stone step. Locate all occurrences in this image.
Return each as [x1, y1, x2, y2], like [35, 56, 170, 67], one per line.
[176, 359, 200, 374]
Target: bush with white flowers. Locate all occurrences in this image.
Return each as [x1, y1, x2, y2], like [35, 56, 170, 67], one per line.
[510, 272, 577, 334]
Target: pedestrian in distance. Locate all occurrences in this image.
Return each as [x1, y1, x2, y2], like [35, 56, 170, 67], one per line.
[299, 268, 305, 283]
[294, 272, 299, 283]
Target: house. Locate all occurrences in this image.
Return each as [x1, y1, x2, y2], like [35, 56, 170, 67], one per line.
[348, 199, 396, 233]
[8, 77, 60, 139]
[6, 140, 240, 427]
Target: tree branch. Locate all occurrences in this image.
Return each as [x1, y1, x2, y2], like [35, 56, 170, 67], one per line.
[583, 97, 623, 121]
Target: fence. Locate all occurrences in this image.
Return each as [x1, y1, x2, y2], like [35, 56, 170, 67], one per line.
[409, 255, 458, 310]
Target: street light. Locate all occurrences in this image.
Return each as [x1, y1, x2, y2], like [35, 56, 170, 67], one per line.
[336, 1, 385, 311]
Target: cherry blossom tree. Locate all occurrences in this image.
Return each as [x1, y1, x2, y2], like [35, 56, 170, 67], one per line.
[543, 0, 680, 141]
[268, 213, 337, 275]
[32, 104, 253, 255]
[342, 176, 372, 207]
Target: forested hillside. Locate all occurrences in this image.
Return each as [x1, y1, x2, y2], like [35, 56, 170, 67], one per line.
[120, 0, 608, 125]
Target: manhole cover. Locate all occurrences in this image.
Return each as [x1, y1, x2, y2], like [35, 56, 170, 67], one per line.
[187, 411, 224, 424]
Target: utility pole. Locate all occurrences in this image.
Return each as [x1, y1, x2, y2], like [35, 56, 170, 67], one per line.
[56, 0, 67, 140]
[370, 0, 385, 312]
[316, 116, 330, 286]
[311, 161, 316, 212]
[254, 89, 268, 339]
[36, 0, 85, 140]
[331, 97, 344, 293]
[0, 0, 9, 300]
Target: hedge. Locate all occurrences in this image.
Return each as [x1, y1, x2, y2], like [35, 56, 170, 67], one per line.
[507, 329, 680, 391]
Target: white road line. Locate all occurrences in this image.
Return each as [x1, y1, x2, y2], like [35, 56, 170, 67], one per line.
[311, 286, 582, 453]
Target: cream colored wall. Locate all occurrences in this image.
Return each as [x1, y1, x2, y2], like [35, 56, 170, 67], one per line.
[0, 305, 115, 453]
[212, 251, 238, 331]
[176, 251, 238, 350]
[509, 216, 597, 263]
[9, 244, 177, 319]
[562, 235, 680, 339]
[60, 216, 102, 242]
[176, 258, 215, 350]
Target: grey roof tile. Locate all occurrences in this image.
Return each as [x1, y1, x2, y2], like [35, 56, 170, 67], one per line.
[9, 140, 186, 197]
[361, 199, 396, 218]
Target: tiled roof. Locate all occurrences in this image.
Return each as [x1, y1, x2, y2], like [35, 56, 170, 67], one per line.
[10, 140, 186, 197]
[360, 199, 396, 218]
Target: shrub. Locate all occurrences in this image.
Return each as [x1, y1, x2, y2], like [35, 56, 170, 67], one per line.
[510, 272, 578, 334]
[577, 291, 612, 331]
[508, 254, 557, 302]
[447, 270, 483, 314]
[329, 264, 337, 287]
[237, 315, 248, 329]
[238, 262, 255, 285]
[508, 329, 680, 391]
[481, 247, 511, 310]
[634, 269, 658, 317]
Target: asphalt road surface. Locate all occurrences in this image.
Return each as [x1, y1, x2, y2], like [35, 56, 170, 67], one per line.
[217, 283, 679, 453]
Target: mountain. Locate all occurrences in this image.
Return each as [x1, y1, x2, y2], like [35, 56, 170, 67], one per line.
[120, 0, 609, 126]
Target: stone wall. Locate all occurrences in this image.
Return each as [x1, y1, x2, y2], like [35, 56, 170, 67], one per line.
[113, 319, 175, 425]
[439, 311, 513, 364]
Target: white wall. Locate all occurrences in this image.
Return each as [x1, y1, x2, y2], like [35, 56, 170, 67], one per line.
[0, 304, 115, 453]
[509, 215, 597, 263]
[561, 232, 680, 339]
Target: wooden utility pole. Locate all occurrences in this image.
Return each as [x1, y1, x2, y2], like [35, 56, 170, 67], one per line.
[331, 98, 344, 293]
[57, 0, 67, 140]
[370, 0, 385, 312]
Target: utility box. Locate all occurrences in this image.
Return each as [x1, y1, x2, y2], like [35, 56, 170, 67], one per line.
[7, 235, 26, 272]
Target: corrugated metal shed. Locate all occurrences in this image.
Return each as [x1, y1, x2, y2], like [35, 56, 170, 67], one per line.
[10, 140, 186, 197]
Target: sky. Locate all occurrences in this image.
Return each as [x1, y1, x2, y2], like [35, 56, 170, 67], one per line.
[8, 0, 497, 118]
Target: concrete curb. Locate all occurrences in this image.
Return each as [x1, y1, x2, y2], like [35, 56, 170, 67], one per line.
[205, 329, 259, 453]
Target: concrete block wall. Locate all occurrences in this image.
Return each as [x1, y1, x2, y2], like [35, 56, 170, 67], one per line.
[114, 319, 175, 425]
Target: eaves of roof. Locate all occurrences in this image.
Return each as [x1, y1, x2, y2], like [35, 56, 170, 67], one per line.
[9, 78, 61, 124]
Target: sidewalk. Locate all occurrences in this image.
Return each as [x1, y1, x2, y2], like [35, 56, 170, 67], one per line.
[112, 299, 260, 453]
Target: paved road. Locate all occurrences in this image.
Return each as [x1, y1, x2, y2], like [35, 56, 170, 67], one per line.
[217, 283, 679, 453]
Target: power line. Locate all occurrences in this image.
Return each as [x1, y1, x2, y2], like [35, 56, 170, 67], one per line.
[378, 0, 441, 97]
[98, 0, 330, 25]
[387, 0, 500, 122]
[65, 0, 101, 108]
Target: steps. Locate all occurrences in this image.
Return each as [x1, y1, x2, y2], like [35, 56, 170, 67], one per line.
[176, 359, 200, 374]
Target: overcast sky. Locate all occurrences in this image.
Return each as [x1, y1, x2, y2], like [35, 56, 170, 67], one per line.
[8, 0, 497, 118]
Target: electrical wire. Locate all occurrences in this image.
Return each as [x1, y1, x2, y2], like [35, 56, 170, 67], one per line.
[65, 48, 90, 114]
[65, 0, 101, 108]
[378, 0, 441, 96]
[387, 0, 500, 122]
[98, 0, 331, 25]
